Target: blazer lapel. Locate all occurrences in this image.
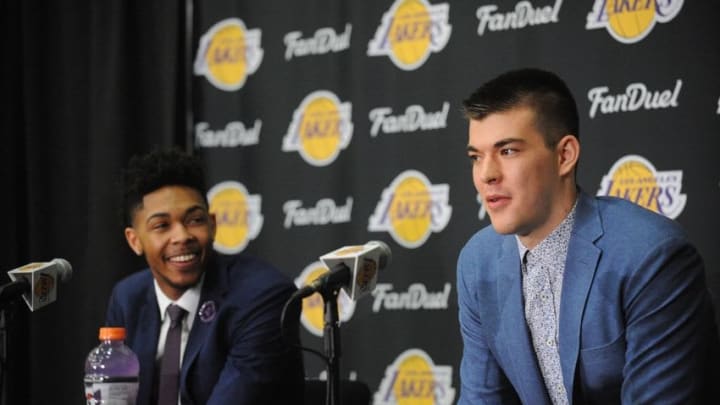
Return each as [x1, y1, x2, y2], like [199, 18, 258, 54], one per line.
[558, 192, 603, 404]
[180, 259, 229, 384]
[496, 236, 552, 405]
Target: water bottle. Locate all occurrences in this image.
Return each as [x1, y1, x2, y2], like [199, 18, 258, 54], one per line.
[84, 327, 140, 405]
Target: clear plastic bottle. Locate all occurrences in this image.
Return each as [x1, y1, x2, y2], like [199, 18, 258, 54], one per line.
[84, 327, 140, 405]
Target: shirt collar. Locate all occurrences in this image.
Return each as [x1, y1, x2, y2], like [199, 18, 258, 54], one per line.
[154, 273, 205, 326]
[516, 199, 578, 260]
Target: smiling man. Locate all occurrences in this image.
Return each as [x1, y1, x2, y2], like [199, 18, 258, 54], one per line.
[456, 68, 719, 404]
[106, 148, 304, 405]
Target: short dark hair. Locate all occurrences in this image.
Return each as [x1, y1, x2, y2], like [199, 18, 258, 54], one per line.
[122, 147, 206, 226]
[462, 68, 579, 147]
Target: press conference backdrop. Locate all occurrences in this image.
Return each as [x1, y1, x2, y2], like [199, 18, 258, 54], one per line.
[191, 1, 719, 404]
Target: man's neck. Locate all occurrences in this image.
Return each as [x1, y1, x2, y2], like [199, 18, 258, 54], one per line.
[518, 186, 578, 249]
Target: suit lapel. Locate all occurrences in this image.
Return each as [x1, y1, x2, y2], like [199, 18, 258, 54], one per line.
[496, 236, 551, 404]
[181, 259, 229, 383]
[558, 192, 603, 404]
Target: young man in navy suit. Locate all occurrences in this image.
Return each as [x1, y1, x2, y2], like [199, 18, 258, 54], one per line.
[457, 68, 719, 404]
[106, 148, 304, 404]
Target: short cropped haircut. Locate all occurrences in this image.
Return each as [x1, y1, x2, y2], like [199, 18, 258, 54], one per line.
[462, 68, 579, 147]
[122, 148, 206, 226]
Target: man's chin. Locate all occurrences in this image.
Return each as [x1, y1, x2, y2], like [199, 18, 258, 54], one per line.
[169, 271, 204, 290]
[489, 220, 517, 236]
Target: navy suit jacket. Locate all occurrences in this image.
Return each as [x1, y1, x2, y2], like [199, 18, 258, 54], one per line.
[457, 192, 719, 404]
[106, 254, 305, 405]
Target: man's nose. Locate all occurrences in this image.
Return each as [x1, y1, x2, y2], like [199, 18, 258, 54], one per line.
[170, 223, 195, 243]
[479, 156, 500, 184]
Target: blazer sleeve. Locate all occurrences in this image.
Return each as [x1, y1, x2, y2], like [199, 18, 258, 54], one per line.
[621, 236, 718, 404]
[457, 252, 521, 405]
[205, 282, 305, 405]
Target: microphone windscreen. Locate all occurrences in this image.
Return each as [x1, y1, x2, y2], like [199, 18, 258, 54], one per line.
[52, 258, 73, 282]
[367, 241, 392, 270]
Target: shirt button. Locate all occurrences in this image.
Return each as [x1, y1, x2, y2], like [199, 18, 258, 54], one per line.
[546, 338, 556, 347]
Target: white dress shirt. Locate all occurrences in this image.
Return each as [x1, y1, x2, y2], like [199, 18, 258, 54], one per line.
[153, 274, 204, 367]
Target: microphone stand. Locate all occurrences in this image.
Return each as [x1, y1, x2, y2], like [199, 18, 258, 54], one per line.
[281, 263, 352, 405]
[321, 287, 342, 405]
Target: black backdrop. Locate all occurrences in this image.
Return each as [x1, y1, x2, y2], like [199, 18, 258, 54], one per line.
[2, 1, 719, 404]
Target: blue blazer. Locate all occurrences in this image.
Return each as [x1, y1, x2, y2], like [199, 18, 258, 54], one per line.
[106, 254, 305, 405]
[457, 192, 719, 404]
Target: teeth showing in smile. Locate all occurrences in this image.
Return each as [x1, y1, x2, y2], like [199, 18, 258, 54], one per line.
[169, 254, 196, 263]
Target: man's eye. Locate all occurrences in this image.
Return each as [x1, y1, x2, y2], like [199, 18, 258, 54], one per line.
[500, 148, 517, 156]
[152, 223, 169, 230]
[188, 216, 208, 225]
[468, 154, 481, 163]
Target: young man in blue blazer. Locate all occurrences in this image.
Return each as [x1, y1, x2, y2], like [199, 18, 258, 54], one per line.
[457, 68, 718, 404]
[106, 148, 304, 404]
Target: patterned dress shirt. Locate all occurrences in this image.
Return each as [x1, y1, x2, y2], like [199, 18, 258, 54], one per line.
[517, 201, 577, 405]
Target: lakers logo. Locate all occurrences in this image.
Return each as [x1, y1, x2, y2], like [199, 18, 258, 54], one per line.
[295, 262, 356, 337]
[367, 0, 452, 71]
[35, 273, 55, 303]
[282, 90, 353, 166]
[586, 0, 684, 43]
[207, 181, 263, 253]
[194, 18, 264, 91]
[369, 170, 451, 249]
[597, 155, 686, 219]
[374, 349, 455, 405]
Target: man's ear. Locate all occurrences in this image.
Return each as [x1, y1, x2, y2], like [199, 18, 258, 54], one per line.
[124, 227, 143, 256]
[556, 134, 580, 177]
[209, 212, 217, 240]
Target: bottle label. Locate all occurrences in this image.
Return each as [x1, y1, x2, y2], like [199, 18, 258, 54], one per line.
[84, 377, 138, 405]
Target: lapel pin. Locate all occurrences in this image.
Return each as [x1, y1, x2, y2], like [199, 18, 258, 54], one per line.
[198, 300, 217, 323]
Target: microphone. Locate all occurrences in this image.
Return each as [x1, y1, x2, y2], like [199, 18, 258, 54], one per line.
[279, 242, 391, 351]
[6, 258, 73, 311]
[298, 241, 392, 301]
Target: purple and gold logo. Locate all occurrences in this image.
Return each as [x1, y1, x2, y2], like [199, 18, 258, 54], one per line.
[374, 348, 455, 405]
[34, 273, 55, 304]
[194, 18, 264, 91]
[597, 154, 686, 219]
[586, 0, 683, 44]
[368, 170, 451, 249]
[367, 0, 452, 71]
[207, 181, 263, 254]
[282, 90, 353, 166]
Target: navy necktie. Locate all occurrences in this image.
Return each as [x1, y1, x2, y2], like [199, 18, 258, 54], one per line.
[157, 304, 186, 405]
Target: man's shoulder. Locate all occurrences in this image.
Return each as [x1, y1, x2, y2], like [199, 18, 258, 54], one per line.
[214, 254, 295, 297]
[207, 255, 297, 332]
[112, 269, 153, 296]
[592, 195, 687, 239]
[219, 254, 289, 280]
[580, 194, 695, 264]
[107, 269, 154, 316]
